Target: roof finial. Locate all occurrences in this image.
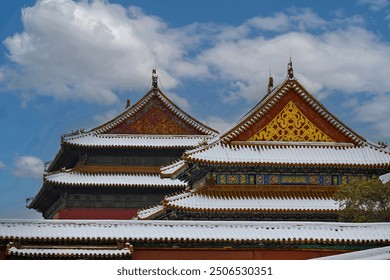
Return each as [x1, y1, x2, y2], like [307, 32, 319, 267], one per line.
[267, 67, 274, 95]
[287, 57, 294, 79]
[152, 68, 158, 89]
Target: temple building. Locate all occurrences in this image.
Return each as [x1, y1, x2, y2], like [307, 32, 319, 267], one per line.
[28, 70, 218, 219]
[1, 61, 389, 260]
[139, 60, 390, 221]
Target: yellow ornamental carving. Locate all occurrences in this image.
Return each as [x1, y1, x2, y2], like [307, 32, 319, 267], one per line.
[248, 101, 334, 142]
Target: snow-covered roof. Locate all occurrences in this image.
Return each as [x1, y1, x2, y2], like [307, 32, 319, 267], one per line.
[63, 134, 213, 149]
[313, 245, 390, 260]
[163, 190, 339, 212]
[183, 142, 390, 167]
[45, 171, 187, 188]
[6, 244, 132, 259]
[0, 220, 389, 244]
[380, 172, 390, 183]
[160, 160, 187, 178]
[137, 205, 165, 220]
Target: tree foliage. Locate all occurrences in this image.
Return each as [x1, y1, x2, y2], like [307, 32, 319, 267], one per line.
[333, 177, 390, 222]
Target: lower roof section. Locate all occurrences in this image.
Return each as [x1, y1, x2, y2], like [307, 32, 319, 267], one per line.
[314, 245, 390, 260]
[63, 134, 212, 149]
[6, 242, 132, 259]
[0, 219, 389, 245]
[162, 189, 339, 212]
[44, 171, 187, 188]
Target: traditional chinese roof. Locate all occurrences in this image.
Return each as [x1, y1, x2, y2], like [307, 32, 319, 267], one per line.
[182, 142, 390, 168]
[314, 245, 390, 260]
[220, 71, 365, 145]
[62, 134, 213, 149]
[164, 63, 390, 173]
[0, 220, 389, 245]
[161, 189, 339, 213]
[61, 70, 217, 150]
[44, 170, 187, 189]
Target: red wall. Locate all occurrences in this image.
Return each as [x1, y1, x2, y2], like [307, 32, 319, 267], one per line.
[54, 208, 138, 220]
[131, 248, 348, 260]
[0, 246, 347, 260]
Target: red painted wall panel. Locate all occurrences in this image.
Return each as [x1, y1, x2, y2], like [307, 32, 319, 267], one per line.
[54, 208, 138, 220]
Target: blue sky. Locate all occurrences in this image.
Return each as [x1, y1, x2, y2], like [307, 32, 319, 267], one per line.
[0, 0, 390, 219]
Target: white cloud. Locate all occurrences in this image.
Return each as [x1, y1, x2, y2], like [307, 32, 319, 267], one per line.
[2, 0, 204, 105]
[165, 92, 191, 111]
[93, 109, 120, 125]
[247, 8, 327, 32]
[2, 2, 390, 142]
[359, 0, 389, 11]
[13, 156, 44, 179]
[353, 94, 390, 141]
[202, 115, 231, 132]
[0, 161, 6, 169]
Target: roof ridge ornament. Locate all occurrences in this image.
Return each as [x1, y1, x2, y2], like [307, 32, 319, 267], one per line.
[152, 68, 158, 89]
[287, 58, 294, 79]
[267, 67, 274, 95]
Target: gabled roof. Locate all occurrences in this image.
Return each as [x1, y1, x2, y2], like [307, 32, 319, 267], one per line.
[92, 87, 217, 136]
[165, 62, 390, 171]
[62, 71, 217, 147]
[219, 61, 366, 145]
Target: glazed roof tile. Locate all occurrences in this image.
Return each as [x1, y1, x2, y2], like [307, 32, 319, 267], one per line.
[183, 142, 390, 167]
[45, 171, 187, 188]
[63, 134, 213, 149]
[0, 220, 389, 244]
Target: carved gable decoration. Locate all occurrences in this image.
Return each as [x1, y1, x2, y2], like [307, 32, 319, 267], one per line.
[105, 98, 201, 135]
[248, 101, 334, 142]
[222, 74, 362, 144]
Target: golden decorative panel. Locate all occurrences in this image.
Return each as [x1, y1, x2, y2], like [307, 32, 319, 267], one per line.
[248, 101, 334, 142]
